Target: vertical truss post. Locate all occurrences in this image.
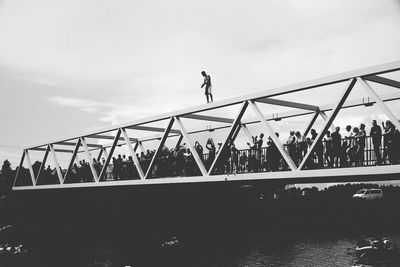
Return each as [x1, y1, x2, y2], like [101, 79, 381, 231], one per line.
[175, 117, 208, 176]
[49, 144, 63, 184]
[36, 145, 50, 184]
[208, 101, 249, 175]
[81, 137, 99, 182]
[98, 129, 122, 182]
[298, 78, 357, 170]
[25, 150, 36, 186]
[13, 151, 26, 187]
[145, 117, 175, 179]
[64, 139, 81, 183]
[358, 78, 400, 131]
[121, 128, 145, 180]
[249, 100, 298, 171]
[303, 112, 319, 137]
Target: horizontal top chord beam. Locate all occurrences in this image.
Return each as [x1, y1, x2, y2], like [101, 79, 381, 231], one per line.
[127, 125, 181, 134]
[88, 134, 138, 142]
[57, 141, 102, 148]
[181, 114, 234, 124]
[30, 147, 73, 153]
[255, 97, 319, 111]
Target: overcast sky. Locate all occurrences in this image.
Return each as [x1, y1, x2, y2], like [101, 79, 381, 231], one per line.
[1, 0, 400, 169]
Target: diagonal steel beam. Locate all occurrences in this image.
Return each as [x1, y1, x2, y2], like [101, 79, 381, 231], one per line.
[358, 78, 400, 131]
[13, 151, 26, 187]
[49, 144, 63, 184]
[175, 134, 184, 149]
[96, 147, 104, 162]
[249, 100, 298, 171]
[298, 78, 357, 170]
[364, 75, 400, 89]
[81, 137, 99, 182]
[145, 118, 175, 179]
[25, 150, 36, 186]
[181, 114, 234, 124]
[208, 101, 249, 175]
[255, 97, 319, 111]
[319, 111, 336, 133]
[127, 125, 181, 134]
[303, 112, 319, 137]
[98, 129, 122, 182]
[175, 117, 208, 176]
[36, 145, 50, 184]
[121, 128, 145, 180]
[64, 139, 81, 183]
[137, 141, 145, 153]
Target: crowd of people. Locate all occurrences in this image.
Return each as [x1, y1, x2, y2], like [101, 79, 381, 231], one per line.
[14, 119, 400, 185]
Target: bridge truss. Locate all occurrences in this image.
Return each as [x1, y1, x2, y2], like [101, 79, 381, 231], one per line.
[13, 61, 400, 190]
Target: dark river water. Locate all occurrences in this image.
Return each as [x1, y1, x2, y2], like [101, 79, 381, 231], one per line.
[5, 234, 399, 267]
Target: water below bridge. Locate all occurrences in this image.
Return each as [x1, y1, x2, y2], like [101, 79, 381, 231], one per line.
[4, 182, 400, 266]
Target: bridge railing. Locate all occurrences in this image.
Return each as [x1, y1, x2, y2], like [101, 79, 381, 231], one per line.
[14, 135, 400, 185]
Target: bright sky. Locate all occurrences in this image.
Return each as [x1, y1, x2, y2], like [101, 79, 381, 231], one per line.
[1, 0, 400, 169]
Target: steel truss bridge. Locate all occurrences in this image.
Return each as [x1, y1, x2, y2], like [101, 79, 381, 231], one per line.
[13, 61, 400, 190]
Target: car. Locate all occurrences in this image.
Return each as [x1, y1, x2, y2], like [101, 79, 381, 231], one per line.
[353, 188, 383, 200]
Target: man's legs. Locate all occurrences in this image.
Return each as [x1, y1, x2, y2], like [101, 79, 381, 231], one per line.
[210, 93, 213, 103]
[373, 143, 382, 165]
[205, 93, 209, 103]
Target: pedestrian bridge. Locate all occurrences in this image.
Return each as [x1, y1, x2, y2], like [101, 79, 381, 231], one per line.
[12, 61, 400, 190]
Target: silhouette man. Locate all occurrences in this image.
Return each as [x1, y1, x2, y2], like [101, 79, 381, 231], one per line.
[201, 71, 213, 103]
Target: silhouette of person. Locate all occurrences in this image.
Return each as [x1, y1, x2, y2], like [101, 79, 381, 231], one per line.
[201, 71, 213, 103]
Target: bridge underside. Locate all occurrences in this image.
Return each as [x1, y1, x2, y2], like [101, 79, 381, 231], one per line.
[13, 60, 400, 190]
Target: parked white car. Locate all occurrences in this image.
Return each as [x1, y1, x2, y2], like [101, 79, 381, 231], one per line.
[353, 189, 383, 200]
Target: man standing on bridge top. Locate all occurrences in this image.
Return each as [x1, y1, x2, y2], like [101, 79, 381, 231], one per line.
[201, 71, 213, 103]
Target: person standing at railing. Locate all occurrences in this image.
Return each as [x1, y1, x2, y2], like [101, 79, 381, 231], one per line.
[382, 120, 396, 164]
[342, 125, 353, 167]
[311, 129, 324, 168]
[206, 138, 216, 169]
[294, 131, 306, 166]
[331, 126, 342, 167]
[286, 131, 296, 162]
[370, 120, 382, 165]
[255, 133, 264, 171]
[194, 141, 204, 163]
[357, 124, 366, 166]
[229, 141, 238, 174]
[324, 131, 333, 167]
